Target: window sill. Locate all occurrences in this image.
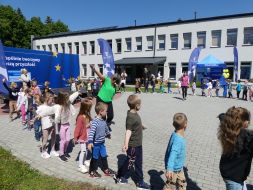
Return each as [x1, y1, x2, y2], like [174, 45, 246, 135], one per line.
[157, 49, 165, 51]
[124, 50, 132, 52]
[242, 44, 253, 47]
[89, 53, 95, 55]
[210, 46, 221, 48]
[169, 48, 178, 50]
[225, 45, 235, 47]
[115, 52, 122, 54]
[80, 54, 87, 56]
[96, 53, 101, 55]
[181, 48, 191, 50]
[134, 50, 142, 52]
[145, 49, 153, 51]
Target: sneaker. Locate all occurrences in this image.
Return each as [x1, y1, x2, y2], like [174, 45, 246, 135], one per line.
[103, 168, 116, 176]
[41, 152, 50, 159]
[78, 165, 88, 173]
[84, 160, 90, 167]
[136, 181, 151, 190]
[65, 153, 71, 158]
[50, 151, 59, 157]
[89, 171, 101, 178]
[59, 155, 68, 162]
[113, 175, 128, 184]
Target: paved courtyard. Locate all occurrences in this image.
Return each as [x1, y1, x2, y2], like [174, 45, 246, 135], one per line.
[1, 90, 253, 190]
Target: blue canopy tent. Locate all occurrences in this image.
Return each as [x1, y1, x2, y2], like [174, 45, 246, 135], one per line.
[196, 54, 226, 81]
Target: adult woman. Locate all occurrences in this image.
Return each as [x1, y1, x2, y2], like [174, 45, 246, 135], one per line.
[90, 65, 120, 128]
[181, 72, 189, 100]
[20, 68, 31, 88]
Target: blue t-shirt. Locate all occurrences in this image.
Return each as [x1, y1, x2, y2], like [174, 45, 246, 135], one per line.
[164, 132, 186, 172]
[236, 83, 241, 91]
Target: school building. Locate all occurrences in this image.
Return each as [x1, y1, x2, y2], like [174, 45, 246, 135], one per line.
[32, 12, 253, 83]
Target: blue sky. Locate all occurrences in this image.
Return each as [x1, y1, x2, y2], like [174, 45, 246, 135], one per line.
[1, 0, 253, 31]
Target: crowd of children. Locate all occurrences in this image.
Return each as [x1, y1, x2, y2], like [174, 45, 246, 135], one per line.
[3, 68, 253, 190]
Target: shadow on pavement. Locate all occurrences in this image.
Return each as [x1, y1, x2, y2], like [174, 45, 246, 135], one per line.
[184, 167, 201, 190]
[148, 169, 164, 190]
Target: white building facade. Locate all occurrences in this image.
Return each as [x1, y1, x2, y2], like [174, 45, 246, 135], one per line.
[32, 13, 253, 83]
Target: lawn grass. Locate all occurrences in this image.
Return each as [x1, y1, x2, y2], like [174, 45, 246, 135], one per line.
[0, 147, 105, 190]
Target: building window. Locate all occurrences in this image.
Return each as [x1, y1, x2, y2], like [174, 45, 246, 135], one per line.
[169, 63, 176, 79]
[227, 28, 237, 46]
[125, 38, 132, 51]
[36, 46, 40, 50]
[68, 43, 72, 54]
[48, 44, 52, 52]
[225, 62, 234, 80]
[42, 45, 46, 51]
[211, 30, 221, 47]
[182, 63, 188, 73]
[82, 64, 87, 76]
[61, 43, 65, 53]
[146, 36, 154, 50]
[99, 64, 103, 74]
[158, 35, 165, 50]
[82, 42, 87, 55]
[197, 31, 206, 48]
[243, 27, 253, 45]
[170, 34, 178, 49]
[90, 41, 95, 54]
[75, 42, 79, 54]
[183, 33, 191, 49]
[116, 39, 122, 53]
[136, 37, 142, 51]
[107, 40, 112, 49]
[240, 62, 251, 79]
[54, 44, 58, 52]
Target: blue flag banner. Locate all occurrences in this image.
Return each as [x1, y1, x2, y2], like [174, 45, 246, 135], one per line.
[0, 40, 9, 94]
[0, 46, 79, 93]
[233, 46, 238, 82]
[97, 38, 115, 77]
[188, 47, 201, 82]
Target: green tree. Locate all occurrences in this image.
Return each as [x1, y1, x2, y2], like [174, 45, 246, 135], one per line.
[0, 5, 69, 49]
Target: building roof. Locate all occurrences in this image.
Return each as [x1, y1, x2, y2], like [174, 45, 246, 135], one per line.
[114, 57, 166, 65]
[33, 12, 253, 40]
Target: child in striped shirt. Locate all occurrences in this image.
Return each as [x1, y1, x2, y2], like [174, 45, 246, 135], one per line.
[87, 102, 115, 178]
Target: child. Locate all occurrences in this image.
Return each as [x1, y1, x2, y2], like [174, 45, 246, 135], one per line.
[167, 79, 172, 94]
[228, 80, 233, 98]
[114, 95, 151, 190]
[163, 113, 188, 190]
[87, 102, 115, 178]
[159, 79, 165, 94]
[218, 107, 253, 190]
[74, 98, 93, 173]
[31, 80, 41, 96]
[2, 78, 19, 120]
[191, 81, 196, 96]
[236, 80, 241, 99]
[215, 80, 220, 97]
[242, 81, 248, 101]
[32, 95, 42, 141]
[16, 87, 29, 127]
[36, 93, 59, 159]
[207, 79, 213, 97]
[135, 78, 141, 94]
[55, 91, 79, 161]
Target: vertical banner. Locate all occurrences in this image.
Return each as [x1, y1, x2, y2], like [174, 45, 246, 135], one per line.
[233, 46, 238, 82]
[188, 47, 201, 82]
[0, 40, 8, 94]
[97, 38, 115, 77]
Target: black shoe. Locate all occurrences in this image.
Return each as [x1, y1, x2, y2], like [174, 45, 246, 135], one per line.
[65, 153, 71, 158]
[59, 155, 68, 162]
[89, 171, 101, 178]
